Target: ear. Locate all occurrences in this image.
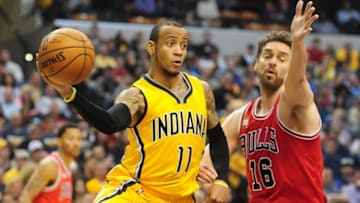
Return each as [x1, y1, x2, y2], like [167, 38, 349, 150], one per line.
[57, 138, 61, 148]
[253, 60, 258, 72]
[146, 41, 155, 56]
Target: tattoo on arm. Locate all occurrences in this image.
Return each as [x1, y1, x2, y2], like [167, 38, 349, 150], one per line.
[115, 87, 145, 127]
[202, 81, 219, 129]
[21, 168, 49, 202]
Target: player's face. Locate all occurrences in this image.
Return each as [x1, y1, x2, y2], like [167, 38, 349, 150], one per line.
[255, 41, 290, 91]
[58, 128, 82, 158]
[154, 26, 189, 77]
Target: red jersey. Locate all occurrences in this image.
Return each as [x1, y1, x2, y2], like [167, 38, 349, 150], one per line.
[239, 98, 326, 203]
[34, 152, 73, 203]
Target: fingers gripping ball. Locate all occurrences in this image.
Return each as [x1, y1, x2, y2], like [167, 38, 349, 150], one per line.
[37, 27, 95, 85]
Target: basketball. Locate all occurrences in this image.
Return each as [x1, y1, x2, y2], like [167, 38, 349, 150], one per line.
[37, 27, 95, 85]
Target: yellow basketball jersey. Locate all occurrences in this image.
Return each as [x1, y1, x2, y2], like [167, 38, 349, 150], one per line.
[122, 72, 207, 198]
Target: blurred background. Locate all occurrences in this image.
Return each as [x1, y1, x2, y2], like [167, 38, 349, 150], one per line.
[0, 0, 360, 203]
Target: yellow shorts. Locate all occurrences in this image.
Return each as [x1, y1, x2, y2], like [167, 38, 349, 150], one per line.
[93, 175, 195, 203]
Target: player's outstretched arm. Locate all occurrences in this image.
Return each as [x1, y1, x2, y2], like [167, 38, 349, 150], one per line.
[202, 81, 231, 203]
[35, 55, 143, 134]
[280, 0, 321, 136]
[284, 0, 319, 107]
[19, 158, 58, 203]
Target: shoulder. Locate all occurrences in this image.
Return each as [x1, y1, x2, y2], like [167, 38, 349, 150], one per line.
[223, 103, 248, 128]
[37, 156, 59, 178]
[115, 86, 144, 104]
[200, 80, 213, 96]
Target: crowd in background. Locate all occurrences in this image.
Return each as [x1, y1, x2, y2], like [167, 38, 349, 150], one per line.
[31, 0, 360, 35]
[0, 0, 360, 203]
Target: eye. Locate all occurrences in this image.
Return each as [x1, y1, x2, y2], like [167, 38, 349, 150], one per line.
[278, 56, 287, 62]
[181, 43, 188, 49]
[263, 53, 272, 59]
[167, 41, 174, 47]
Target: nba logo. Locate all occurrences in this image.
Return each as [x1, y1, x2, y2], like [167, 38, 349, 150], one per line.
[242, 119, 249, 129]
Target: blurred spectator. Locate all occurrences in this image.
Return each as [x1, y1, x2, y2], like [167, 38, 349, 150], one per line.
[3, 178, 23, 203]
[27, 140, 47, 163]
[228, 148, 248, 203]
[25, 71, 43, 103]
[36, 85, 71, 118]
[313, 11, 339, 34]
[87, 21, 102, 50]
[260, 1, 282, 23]
[239, 43, 256, 69]
[195, 30, 219, 59]
[114, 32, 129, 56]
[323, 138, 349, 180]
[3, 149, 33, 187]
[277, 0, 293, 24]
[336, 0, 360, 34]
[196, 0, 220, 26]
[85, 161, 108, 194]
[335, 156, 357, 190]
[0, 48, 24, 85]
[0, 87, 21, 120]
[341, 166, 360, 203]
[336, 42, 359, 72]
[94, 42, 117, 69]
[323, 166, 342, 194]
[134, 0, 157, 17]
[307, 38, 325, 65]
[348, 73, 360, 98]
[2, 111, 28, 139]
[213, 71, 240, 115]
[73, 176, 87, 202]
[348, 97, 360, 159]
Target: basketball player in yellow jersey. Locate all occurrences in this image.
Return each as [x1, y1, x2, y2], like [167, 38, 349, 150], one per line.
[37, 19, 231, 203]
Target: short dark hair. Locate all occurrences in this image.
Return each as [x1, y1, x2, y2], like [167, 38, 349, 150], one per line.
[256, 31, 292, 59]
[57, 123, 79, 138]
[149, 19, 184, 42]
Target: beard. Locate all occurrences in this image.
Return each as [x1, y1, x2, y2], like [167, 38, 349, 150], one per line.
[163, 68, 180, 77]
[258, 72, 283, 92]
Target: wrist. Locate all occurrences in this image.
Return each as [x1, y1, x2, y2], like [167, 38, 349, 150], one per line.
[213, 179, 229, 189]
[63, 87, 77, 103]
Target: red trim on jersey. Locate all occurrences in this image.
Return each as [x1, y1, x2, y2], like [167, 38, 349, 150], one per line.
[276, 108, 321, 140]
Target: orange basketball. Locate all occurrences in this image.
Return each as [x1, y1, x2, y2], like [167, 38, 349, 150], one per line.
[37, 27, 95, 85]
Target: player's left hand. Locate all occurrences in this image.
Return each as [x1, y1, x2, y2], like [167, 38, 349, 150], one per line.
[203, 183, 231, 203]
[197, 164, 218, 184]
[290, 0, 319, 40]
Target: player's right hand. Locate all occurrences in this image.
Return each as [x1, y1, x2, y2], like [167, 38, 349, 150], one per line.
[197, 164, 218, 183]
[35, 53, 73, 98]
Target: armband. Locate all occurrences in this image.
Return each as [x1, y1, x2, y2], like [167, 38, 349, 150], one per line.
[214, 179, 229, 189]
[63, 87, 77, 103]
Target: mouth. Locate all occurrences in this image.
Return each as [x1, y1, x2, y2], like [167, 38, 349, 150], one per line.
[172, 60, 182, 67]
[266, 69, 276, 77]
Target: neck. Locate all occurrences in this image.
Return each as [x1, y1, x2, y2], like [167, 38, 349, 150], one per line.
[258, 86, 282, 113]
[148, 69, 182, 89]
[57, 150, 72, 168]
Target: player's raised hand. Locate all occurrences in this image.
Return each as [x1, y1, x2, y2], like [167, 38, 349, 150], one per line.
[290, 0, 319, 40]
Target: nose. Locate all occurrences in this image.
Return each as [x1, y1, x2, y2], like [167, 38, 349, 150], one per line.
[268, 56, 277, 67]
[174, 45, 184, 57]
[73, 138, 81, 148]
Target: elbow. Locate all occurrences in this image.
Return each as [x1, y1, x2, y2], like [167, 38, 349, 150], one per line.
[99, 126, 120, 134]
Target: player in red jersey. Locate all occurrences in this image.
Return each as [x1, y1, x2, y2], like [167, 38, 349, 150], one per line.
[198, 1, 327, 202]
[20, 123, 82, 203]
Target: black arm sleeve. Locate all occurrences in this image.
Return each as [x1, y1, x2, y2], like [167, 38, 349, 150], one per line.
[207, 123, 230, 183]
[69, 91, 131, 134]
